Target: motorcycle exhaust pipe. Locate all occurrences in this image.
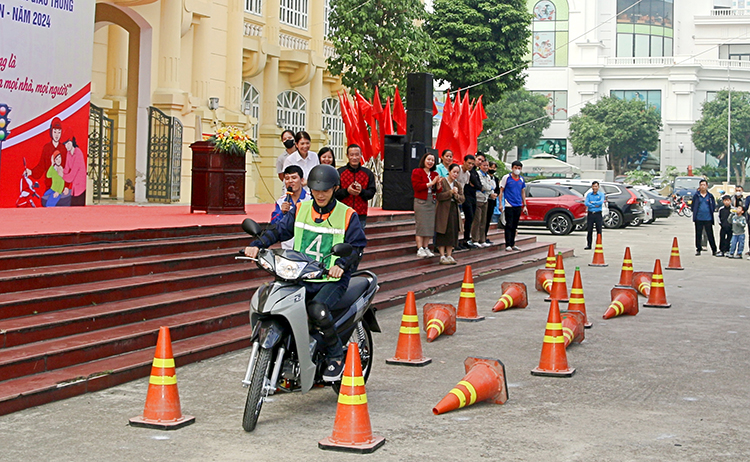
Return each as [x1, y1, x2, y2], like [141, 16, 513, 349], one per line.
[242, 342, 260, 387]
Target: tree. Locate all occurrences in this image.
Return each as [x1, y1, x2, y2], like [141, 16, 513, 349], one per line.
[478, 90, 550, 161]
[327, 0, 434, 99]
[692, 89, 750, 186]
[426, 0, 531, 103]
[568, 96, 662, 176]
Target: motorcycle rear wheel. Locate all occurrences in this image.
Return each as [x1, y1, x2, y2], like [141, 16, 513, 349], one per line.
[242, 347, 272, 432]
[332, 322, 373, 395]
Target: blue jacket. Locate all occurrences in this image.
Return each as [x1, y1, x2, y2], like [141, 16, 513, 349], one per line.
[584, 190, 606, 212]
[691, 190, 715, 224]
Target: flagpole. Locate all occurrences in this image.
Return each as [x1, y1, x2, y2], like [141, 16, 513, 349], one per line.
[727, 66, 731, 186]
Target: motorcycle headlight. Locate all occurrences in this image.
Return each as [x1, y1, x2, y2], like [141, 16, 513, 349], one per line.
[274, 255, 307, 280]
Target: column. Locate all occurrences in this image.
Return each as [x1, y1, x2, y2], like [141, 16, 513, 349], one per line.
[192, 16, 212, 106]
[309, 67, 325, 151]
[257, 56, 280, 203]
[154, 0, 182, 104]
[105, 25, 129, 199]
[225, 0, 244, 113]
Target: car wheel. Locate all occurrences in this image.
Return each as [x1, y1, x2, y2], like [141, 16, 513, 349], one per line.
[630, 217, 642, 227]
[547, 212, 573, 235]
[603, 209, 623, 229]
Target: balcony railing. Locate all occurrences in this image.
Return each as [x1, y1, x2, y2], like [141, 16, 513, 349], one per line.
[244, 22, 263, 37]
[324, 44, 337, 58]
[710, 8, 750, 16]
[279, 33, 309, 50]
[694, 58, 750, 69]
[606, 57, 676, 66]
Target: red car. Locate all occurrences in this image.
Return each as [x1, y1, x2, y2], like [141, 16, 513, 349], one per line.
[498, 183, 587, 235]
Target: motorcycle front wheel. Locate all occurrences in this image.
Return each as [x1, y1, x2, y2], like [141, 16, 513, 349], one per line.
[332, 322, 373, 395]
[242, 347, 272, 432]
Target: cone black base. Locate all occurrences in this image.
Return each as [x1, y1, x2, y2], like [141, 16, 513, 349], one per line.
[643, 303, 672, 308]
[129, 415, 195, 430]
[319, 436, 386, 454]
[587, 263, 608, 267]
[664, 267, 684, 271]
[456, 316, 485, 322]
[531, 367, 575, 377]
[385, 357, 432, 367]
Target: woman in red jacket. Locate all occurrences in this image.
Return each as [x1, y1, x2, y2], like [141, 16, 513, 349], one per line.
[412, 152, 441, 258]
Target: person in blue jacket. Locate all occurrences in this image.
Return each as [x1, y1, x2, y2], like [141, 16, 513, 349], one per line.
[691, 179, 718, 256]
[584, 181, 606, 250]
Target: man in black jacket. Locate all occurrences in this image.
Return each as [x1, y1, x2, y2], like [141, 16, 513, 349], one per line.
[461, 154, 484, 248]
[718, 195, 732, 257]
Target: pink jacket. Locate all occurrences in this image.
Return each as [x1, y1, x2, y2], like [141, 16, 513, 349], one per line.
[63, 147, 87, 196]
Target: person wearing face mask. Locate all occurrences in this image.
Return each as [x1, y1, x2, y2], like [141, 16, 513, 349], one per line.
[277, 130, 297, 181]
[499, 160, 528, 251]
[484, 161, 500, 244]
[283, 131, 319, 183]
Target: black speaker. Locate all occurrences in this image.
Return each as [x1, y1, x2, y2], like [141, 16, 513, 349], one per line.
[407, 73, 433, 112]
[382, 171, 414, 211]
[407, 109, 433, 147]
[383, 135, 408, 171]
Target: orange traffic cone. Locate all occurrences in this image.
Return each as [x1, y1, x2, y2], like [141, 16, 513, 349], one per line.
[492, 282, 528, 312]
[569, 267, 592, 328]
[666, 237, 684, 270]
[588, 233, 607, 267]
[319, 342, 385, 453]
[531, 300, 575, 377]
[616, 247, 633, 287]
[386, 292, 431, 366]
[456, 265, 485, 322]
[632, 271, 652, 297]
[544, 253, 569, 303]
[129, 327, 195, 430]
[535, 268, 554, 294]
[561, 310, 585, 348]
[432, 356, 509, 415]
[602, 286, 639, 319]
[644, 259, 671, 308]
[422, 303, 456, 342]
[544, 244, 556, 268]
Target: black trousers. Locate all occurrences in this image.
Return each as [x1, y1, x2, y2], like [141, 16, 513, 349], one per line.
[485, 199, 497, 238]
[462, 198, 476, 241]
[694, 221, 717, 253]
[586, 211, 603, 247]
[719, 225, 732, 253]
[304, 280, 348, 360]
[504, 206, 523, 247]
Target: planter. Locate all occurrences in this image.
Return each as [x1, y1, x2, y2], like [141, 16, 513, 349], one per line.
[190, 140, 246, 214]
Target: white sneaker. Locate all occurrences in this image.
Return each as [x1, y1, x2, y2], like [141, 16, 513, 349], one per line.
[417, 247, 427, 258]
[439, 256, 451, 265]
[480, 242, 491, 248]
[506, 246, 513, 251]
[424, 248, 436, 257]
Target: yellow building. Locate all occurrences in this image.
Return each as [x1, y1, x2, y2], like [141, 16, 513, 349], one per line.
[92, 0, 345, 205]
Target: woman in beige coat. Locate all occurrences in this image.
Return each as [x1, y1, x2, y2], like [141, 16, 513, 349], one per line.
[435, 163, 465, 264]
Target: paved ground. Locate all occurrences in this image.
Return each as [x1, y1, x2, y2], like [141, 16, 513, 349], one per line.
[1, 215, 748, 461]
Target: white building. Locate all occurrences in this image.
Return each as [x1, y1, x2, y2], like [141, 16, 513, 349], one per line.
[521, 0, 750, 173]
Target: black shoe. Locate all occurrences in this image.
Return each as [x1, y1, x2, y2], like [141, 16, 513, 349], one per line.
[584, 246, 592, 250]
[485, 239, 493, 245]
[695, 250, 701, 256]
[713, 251, 722, 257]
[322, 359, 345, 382]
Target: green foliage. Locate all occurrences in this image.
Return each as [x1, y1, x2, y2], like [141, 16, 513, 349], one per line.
[327, 0, 434, 99]
[478, 90, 551, 160]
[694, 165, 727, 178]
[568, 96, 662, 176]
[692, 89, 750, 186]
[624, 170, 654, 186]
[426, 0, 532, 103]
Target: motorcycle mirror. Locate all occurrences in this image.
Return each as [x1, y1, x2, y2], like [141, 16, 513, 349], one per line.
[241, 218, 262, 236]
[331, 243, 353, 257]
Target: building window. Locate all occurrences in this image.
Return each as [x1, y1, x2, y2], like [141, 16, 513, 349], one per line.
[610, 90, 662, 115]
[719, 44, 750, 61]
[242, 82, 261, 142]
[245, 0, 262, 15]
[616, 0, 674, 58]
[533, 90, 568, 120]
[277, 90, 306, 134]
[324, 0, 331, 37]
[322, 97, 345, 163]
[530, 0, 569, 67]
[520, 139, 567, 162]
[280, 0, 308, 29]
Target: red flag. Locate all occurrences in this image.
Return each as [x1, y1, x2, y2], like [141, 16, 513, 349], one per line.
[458, 91, 472, 158]
[432, 99, 438, 117]
[450, 89, 462, 147]
[435, 91, 457, 162]
[468, 100, 480, 156]
[338, 92, 360, 148]
[471, 95, 488, 155]
[383, 97, 394, 136]
[353, 94, 374, 162]
[373, 87, 385, 160]
[393, 87, 407, 135]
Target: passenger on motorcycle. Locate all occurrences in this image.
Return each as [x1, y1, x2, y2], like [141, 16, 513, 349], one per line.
[244, 164, 367, 382]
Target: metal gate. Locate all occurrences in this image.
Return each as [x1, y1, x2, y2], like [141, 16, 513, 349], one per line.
[88, 103, 114, 202]
[146, 106, 183, 202]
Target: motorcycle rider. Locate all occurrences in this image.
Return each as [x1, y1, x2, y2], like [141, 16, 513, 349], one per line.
[244, 164, 367, 382]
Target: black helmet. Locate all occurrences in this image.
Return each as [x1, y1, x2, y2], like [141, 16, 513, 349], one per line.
[307, 164, 340, 190]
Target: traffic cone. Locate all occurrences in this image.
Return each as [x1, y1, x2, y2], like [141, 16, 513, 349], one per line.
[616, 247, 634, 287]
[602, 286, 639, 319]
[422, 303, 456, 342]
[569, 267, 592, 328]
[561, 310, 585, 348]
[531, 300, 575, 377]
[319, 342, 385, 453]
[129, 327, 195, 430]
[535, 268, 554, 294]
[432, 356, 509, 415]
[644, 259, 671, 308]
[456, 265, 485, 322]
[492, 282, 528, 312]
[632, 271, 652, 297]
[588, 233, 607, 267]
[386, 292, 431, 366]
[544, 253, 569, 303]
[544, 244, 556, 268]
[665, 237, 684, 270]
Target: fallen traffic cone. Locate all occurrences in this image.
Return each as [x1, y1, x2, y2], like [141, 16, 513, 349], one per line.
[602, 286, 639, 319]
[422, 303, 456, 342]
[632, 271, 652, 297]
[643, 259, 671, 308]
[492, 282, 528, 312]
[616, 247, 633, 287]
[544, 244, 556, 268]
[561, 310, 585, 348]
[386, 292, 432, 366]
[588, 233, 607, 267]
[319, 342, 385, 453]
[456, 265, 485, 322]
[665, 237, 684, 270]
[535, 268, 554, 294]
[569, 267, 592, 328]
[129, 326, 195, 430]
[531, 300, 575, 377]
[544, 253, 569, 303]
[432, 356, 509, 415]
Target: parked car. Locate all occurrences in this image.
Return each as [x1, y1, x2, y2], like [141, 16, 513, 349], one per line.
[652, 176, 665, 189]
[672, 176, 703, 203]
[634, 186, 673, 223]
[532, 179, 644, 229]
[497, 184, 587, 235]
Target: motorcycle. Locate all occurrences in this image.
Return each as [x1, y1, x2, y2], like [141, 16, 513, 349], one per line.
[236, 218, 380, 432]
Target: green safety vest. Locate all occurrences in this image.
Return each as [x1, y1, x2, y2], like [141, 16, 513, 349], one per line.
[293, 200, 354, 282]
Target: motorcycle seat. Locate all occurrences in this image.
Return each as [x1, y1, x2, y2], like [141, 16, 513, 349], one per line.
[333, 276, 370, 310]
